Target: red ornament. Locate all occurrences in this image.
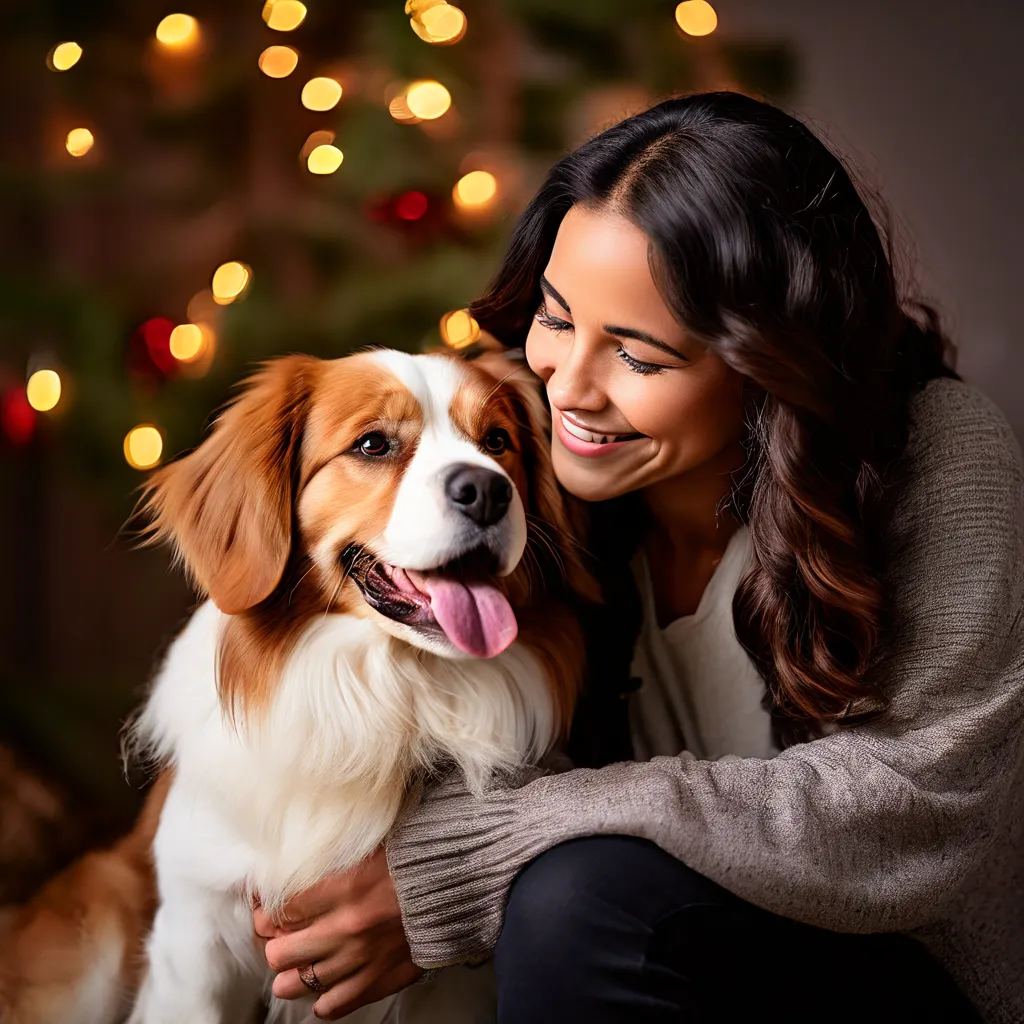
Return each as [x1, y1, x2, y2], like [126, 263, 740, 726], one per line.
[395, 191, 428, 221]
[126, 316, 177, 384]
[141, 317, 177, 375]
[1, 387, 36, 447]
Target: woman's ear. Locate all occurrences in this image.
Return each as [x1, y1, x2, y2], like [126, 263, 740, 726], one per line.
[473, 350, 601, 605]
[137, 355, 318, 615]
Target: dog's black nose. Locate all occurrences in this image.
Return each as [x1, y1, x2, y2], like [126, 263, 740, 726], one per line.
[445, 464, 513, 527]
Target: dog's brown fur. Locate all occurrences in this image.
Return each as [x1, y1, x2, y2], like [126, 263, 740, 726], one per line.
[0, 775, 170, 1024]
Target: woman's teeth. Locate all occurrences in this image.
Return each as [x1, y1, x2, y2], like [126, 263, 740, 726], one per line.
[560, 414, 634, 445]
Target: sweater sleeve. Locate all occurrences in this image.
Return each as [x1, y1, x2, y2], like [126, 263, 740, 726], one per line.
[386, 380, 1024, 969]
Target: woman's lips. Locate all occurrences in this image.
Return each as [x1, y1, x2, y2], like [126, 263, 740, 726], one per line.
[554, 412, 647, 458]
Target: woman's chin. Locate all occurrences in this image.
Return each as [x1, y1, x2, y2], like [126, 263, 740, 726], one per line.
[551, 449, 636, 503]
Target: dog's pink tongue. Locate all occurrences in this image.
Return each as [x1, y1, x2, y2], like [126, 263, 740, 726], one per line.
[415, 575, 518, 658]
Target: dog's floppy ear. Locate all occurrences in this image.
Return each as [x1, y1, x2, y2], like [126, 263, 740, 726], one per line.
[472, 349, 601, 604]
[137, 355, 317, 615]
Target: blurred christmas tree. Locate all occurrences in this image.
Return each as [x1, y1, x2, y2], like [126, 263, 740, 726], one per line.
[0, 0, 796, 510]
[0, 0, 798, 895]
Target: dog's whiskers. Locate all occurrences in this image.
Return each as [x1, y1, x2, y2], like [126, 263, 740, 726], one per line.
[287, 561, 317, 606]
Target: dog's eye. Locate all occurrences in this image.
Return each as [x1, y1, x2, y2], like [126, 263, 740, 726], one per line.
[483, 428, 511, 455]
[356, 432, 390, 457]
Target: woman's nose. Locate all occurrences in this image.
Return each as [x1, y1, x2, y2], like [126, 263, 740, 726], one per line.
[547, 336, 606, 412]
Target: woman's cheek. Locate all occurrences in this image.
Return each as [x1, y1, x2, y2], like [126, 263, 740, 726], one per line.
[615, 374, 685, 442]
[524, 328, 552, 381]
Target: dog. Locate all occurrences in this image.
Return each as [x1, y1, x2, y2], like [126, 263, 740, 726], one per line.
[0, 347, 595, 1024]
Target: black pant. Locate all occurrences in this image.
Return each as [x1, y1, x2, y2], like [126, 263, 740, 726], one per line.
[494, 835, 982, 1023]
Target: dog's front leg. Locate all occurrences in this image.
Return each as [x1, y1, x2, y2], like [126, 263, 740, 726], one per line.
[128, 877, 262, 1024]
[127, 778, 264, 1024]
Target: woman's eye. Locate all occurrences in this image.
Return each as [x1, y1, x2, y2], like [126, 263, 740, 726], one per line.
[534, 307, 572, 333]
[356, 432, 390, 457]
[483, 428, 511, 455]
[617, 347, 667, 377]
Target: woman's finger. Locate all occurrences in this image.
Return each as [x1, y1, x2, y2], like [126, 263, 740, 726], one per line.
[265, 927, 349, 974]
[274, 874, 352, 927]
[253, 906, 278, 940]
[270, 948, 366, 1000]
[312, 959, 423, 1020]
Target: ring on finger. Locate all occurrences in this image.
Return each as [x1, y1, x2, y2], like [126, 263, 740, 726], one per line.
[298, 962, 328, 994]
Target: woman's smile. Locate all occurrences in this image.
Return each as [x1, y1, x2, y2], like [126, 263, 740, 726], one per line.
[554, 409, 648, 458]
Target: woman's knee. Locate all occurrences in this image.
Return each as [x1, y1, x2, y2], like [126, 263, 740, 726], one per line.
[495, 836, 734, 1021]
[497, 834, 733, 963]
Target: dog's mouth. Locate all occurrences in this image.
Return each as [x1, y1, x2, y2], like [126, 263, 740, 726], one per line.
[341, 545, 518, 659]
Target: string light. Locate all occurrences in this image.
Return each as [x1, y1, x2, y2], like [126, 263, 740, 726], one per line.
[387, 93, 422, 124]
[440, 309, 481, 349]
[404, 80, 451, 120]
[47, 42, 82, 71]
[408, 2, 467, 45]
[124, 425, 163, 470]
[307, 144, 343, 175]
[258, 45, 299, 78]
[155, 13, 200, 48]
[211, 262, 251, 305]
[453, 170, 497, 209]
[301, 77, 343, 111]
[674, 1, 718, 36]
[65, 128, 95, 158]
[169, 324, 205, 362]
[300, 130, 335, 162]
[26, 370, 61, 412]
[262, 0, 307, 31]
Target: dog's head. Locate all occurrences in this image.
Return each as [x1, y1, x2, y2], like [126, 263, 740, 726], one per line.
[139, 349, 595, 705]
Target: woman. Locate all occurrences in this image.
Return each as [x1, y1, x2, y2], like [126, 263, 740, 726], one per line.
[254, 92, 1023, 1022]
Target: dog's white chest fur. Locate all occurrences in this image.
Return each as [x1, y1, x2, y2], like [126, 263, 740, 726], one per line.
[137, 601, 553, 907]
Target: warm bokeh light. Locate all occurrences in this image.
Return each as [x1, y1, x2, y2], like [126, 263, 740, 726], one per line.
[405, 80, 451, 120]
[124, 425, 163, 470]
[301, 77, 343, 111]
[299, 130, 336, 162]
[65, 128, 95, 158]
[155, 13, 200, 48]
[258, 45, 299, 78]
[26, 370, 62, 412]
[47, 42, 82, 71]
[674, 1, 718, 36]
[404, 0, 445, 13]
[411, 4, 467, 45]
[211, 261, 251, 304]
[440, 309, 481, 349]
[453, 170, 497, 209]
[263, 0, 307, 31]
[169, 324, 205, 362]
[388, 94, 422, 124]
[307, 144, 343, 175]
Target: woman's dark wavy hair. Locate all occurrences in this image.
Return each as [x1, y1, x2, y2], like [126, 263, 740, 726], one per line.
[469, 91, 958, 748]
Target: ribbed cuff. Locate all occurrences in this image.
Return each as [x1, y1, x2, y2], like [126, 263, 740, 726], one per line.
[385, 768, 554, 968]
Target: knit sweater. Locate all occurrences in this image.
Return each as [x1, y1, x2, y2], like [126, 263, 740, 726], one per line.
[385, 379, 1024, 1024]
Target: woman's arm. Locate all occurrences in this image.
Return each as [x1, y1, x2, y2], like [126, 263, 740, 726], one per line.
[386, 379, 1024, 967]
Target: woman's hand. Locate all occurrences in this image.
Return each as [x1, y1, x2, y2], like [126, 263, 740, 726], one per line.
[253, 845, 423, 1020]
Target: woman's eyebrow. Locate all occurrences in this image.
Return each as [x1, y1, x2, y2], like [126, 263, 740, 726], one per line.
[540, 274, 571, 313]
[539, 274, 687, 361]
[604, 324, 688, 361]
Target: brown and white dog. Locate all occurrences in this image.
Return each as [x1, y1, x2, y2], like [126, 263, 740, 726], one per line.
[0, 348, 594, 1024]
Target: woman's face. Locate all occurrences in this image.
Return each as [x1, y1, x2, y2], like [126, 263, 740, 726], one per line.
[525, 204, 746, 503]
